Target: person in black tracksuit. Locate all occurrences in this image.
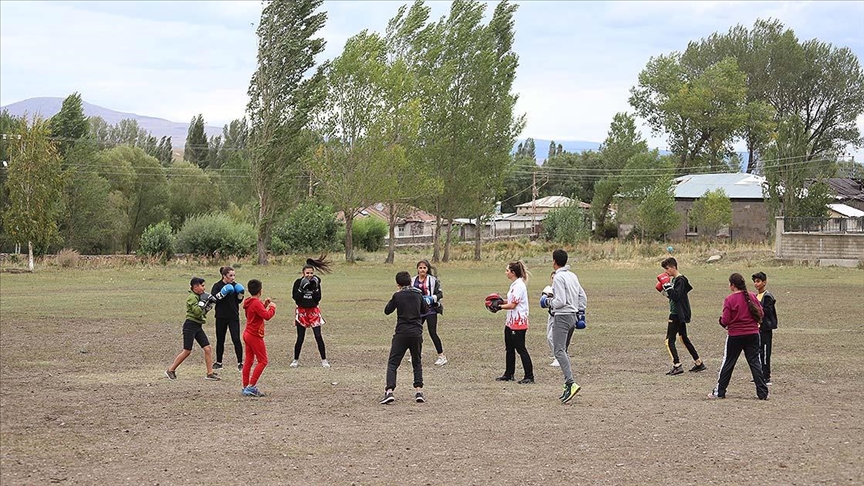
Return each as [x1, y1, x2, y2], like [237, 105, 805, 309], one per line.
[379, 271, 429, 405]
[752, 272, 778, 384]
[211, 266, 243, 371]
[660, 257, 706, 376]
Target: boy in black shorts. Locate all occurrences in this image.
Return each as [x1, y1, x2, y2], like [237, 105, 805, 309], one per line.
[165, 277, 221, 381]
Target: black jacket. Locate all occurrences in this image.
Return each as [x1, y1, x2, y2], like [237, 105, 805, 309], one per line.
[211, 280, 240, 321]
[760, 291, 778, 330]
[292, 277, 322, 308]
[384, 287, 429, 337]
[667, 274, 693, 323]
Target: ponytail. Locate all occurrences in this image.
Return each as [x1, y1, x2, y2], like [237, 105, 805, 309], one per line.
[303, 254, 332, 274]
[729, 273, 763, 323]
[508, 260, 530, 282]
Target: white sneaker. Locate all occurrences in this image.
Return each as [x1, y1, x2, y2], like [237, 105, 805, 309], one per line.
[550, 359, 560, 367]
[321, 359, 330, 368]
[434, 356, 448, 366]
[289, 360, 299, 368]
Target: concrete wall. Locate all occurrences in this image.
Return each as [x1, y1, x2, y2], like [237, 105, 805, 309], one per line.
[670, 199, 770, 242]
[775, 218, 864, 267]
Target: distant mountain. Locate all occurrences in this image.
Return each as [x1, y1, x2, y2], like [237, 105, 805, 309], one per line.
[1, 97, 223, 142]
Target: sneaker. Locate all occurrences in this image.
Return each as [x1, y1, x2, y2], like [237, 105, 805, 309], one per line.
[213, 362, 223, 370]
[237, 363, 243, 371]
[243, 385, 265, 397]
[415, 392, 425, 403]
[379, 391, 395, 405]
[550, 359, 560, 367]
[560, 385, 568, 400]
[165, 370, 177, 380]
[561, 383, 581, 403]
[518, 378, 535, 384]
[321, 359, 331, 368]
[434, 356, 448, 366]
[666, 365, 684, 376]
[706, 391, 724, 399]
[766, 381, 772, 386]
[689, 363, 707, 372]
[759, 395, 769, 400]
[206, 373, 221, 381]
[495, 375, 514, 382]
[289, 360, 299, 368]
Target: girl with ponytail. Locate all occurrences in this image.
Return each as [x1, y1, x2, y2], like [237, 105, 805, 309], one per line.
[708, 273, 769, 400]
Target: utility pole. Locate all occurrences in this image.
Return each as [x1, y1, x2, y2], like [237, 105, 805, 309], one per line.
[531, 170, 538, 237]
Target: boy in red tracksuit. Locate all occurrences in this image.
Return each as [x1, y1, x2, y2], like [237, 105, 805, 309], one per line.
[241, 279, 276, 397]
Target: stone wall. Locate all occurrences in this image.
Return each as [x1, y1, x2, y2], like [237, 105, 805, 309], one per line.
[774, 218, 864, 267]
[670, 199, 770, 242]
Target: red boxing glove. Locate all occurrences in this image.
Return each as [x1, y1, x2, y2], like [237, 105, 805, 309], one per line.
[656, 273, 671, 292]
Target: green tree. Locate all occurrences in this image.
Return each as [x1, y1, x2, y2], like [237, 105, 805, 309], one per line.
[184, 114, 209, 168]
[96, 146, 169, 253]
[0, 110, 27, 250]
[2, 117, 65, 270]
[247, 0, 327, 265]
[49, 92, 89, 158]
[166, 160, 218, 229]
[155, 136, 173, 166]
[689, 188, 733, 239]
[636, 181, 680, 241]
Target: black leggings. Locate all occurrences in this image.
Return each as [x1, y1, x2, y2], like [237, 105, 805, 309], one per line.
[422, 314, 444, 355]
[215, 317, 243, 364]
[294, 323, 326, 360]
[665, 315, 699, 365]
[503, 327, 534, 380]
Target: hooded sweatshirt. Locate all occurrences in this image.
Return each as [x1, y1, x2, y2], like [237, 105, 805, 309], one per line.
[719, 291, 762, 337]
[243, 296, 277, 338]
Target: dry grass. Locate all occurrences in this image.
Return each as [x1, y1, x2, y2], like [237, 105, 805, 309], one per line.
[1, 254, 862, 485]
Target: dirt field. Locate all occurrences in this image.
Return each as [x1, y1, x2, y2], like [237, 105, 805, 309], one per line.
[1, 259, 863, 485]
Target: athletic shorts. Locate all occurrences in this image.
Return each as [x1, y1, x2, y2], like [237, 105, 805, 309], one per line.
[182, 319, 210, 350]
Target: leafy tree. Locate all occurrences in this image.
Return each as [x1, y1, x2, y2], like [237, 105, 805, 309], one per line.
[636, 181, 680, 241]
[175, 212, 256, 257]
[96, 146, 168, 253]
[0, 110, 27, 250]
[206, 135, 222, 169]
[247, 0, 327, 265]
[155, 136, 173, 166]
[541, 150, 600, 202]
[49, 92, 89, 157]
[2, 117, 65, 270]
[270, 201, 341, 254]
[184, 114, 209, 168]
[541, 203, 590, 244]
[763, 114, 837, 220]
[165, 160, 218, 229]
[138, 221, 175, 261]
[500, 154, 538, 213]
[689, 188, 733, 239]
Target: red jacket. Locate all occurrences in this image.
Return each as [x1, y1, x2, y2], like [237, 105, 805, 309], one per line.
[243, 297, 276, 338]
[719, 291, 762, 337]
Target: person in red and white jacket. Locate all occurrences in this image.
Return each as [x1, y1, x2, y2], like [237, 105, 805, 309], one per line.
[495, 261, 534, 384]
[708, 273, 768, 400]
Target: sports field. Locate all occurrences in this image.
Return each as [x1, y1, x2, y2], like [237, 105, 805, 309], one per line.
[1, 252, 862, 485]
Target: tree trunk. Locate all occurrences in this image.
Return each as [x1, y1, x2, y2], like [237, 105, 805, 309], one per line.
[443, 223, 454, 262]
[344, 213, 355, 263]
[432, 213, 442, 263]
[386, 203, 396, 264]
[256, 195, 270, 265]
[474, 213, 482, 261]
[28, 241, 34, 272]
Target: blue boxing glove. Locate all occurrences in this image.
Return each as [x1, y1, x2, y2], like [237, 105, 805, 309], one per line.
[540, 294, 549, 309]
[576, 310, 586, 329]
[219, 283, 235, 298]
[234, 282, 245, 300]
[423, 295, 434, 306]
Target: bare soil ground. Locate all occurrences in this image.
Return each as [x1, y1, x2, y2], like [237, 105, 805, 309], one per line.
[1, 261, 863, 485]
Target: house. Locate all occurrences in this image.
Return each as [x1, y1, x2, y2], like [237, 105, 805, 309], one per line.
[514, 195, 590, 215]
[670, 173, 769, 242]
[340, 203, 438, 238]
[824, 178, 864, 211]
[827, 203, 864, 232]
[450, 196, 591, 240]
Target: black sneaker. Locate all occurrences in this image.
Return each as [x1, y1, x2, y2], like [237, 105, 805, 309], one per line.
[237, 363, 243, 371]
[495, 375, 514, 382]
[213, 362, 223, 370]
[379, 391, 395, 405]
[415, 392, 425, 403]
[205, 373, 221, 381]
[518, 378, 535, 384]
[165, 370, 177, 380]
[689, 363, 707, 372]
[666, 365, 683, 376]
[561, 383, 581, 403]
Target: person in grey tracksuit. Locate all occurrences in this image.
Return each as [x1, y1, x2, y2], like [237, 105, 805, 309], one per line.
[548, 249, 587, 402]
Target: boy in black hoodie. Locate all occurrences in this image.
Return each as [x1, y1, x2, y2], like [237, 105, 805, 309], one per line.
[380, 271, 429, 404]
[660, 258, 706, 376]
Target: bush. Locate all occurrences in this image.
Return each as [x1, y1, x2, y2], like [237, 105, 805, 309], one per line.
[542, 205, 591, 244]
[175, 213, 256, 257]
[352, 217, 387, 251]
[138, 221, 175, 260]
[56, 248, 80, 268]
[270, 202, 342, 255]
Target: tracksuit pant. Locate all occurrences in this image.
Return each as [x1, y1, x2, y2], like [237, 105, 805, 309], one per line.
[242, 332, 268, 388]
[386, 334, 423, 390]
[553, 313, 577, 385]
[759, 329, 773, 381]
[666, 315, 700, 365]
[713, 333, 769, 399]
[503, 327, 533, 380]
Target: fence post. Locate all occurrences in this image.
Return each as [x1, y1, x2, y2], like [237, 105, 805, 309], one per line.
[775, 217, 784, 258]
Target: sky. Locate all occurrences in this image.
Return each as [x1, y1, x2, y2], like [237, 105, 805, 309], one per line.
[1, 0, 863, 159]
